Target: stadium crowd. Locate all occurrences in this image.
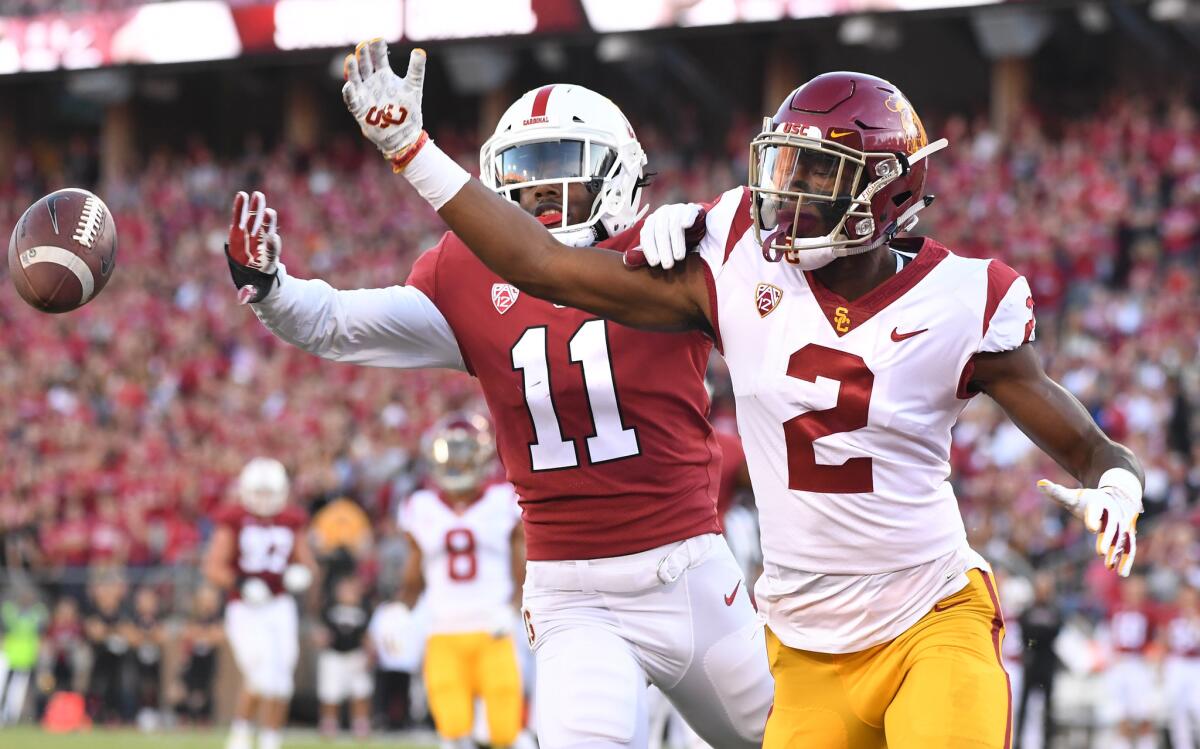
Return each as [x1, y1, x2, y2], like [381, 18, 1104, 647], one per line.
[0, 88, 1197, 742]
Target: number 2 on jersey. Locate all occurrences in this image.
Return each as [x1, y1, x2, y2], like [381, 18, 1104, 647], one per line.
[785, 343, 875, 493]
[512, 320, 640, 471]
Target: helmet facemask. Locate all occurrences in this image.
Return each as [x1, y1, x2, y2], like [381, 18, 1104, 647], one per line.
[425, 416, 495, 495]
[484, 136, 628, 247]
[750, 121, 913, 267]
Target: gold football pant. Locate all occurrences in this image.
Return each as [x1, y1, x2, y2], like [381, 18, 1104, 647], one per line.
[423, 631, 523, 746]
[764, 569, 1011, 749]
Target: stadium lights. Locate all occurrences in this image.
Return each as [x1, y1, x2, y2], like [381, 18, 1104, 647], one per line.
[838, 15, 903, 50]
[1077, 2, 1111, 33]
[1149, 0, 1189, 21]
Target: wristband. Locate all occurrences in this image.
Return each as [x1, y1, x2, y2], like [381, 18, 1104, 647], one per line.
[400, 137, 470, 211]
[1098, 467, 1143, 511]
[225, 244, 277, 304]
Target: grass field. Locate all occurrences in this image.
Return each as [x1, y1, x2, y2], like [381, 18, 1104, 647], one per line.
[0, 727, 438, 749]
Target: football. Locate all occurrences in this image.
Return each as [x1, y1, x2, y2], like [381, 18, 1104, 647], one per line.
[7, 188, 118, 313]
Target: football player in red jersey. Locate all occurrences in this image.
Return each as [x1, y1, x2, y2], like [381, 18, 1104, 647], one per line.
[225, 83, 773, 747]
[341, 42, 1146, 748]
[202, 458, 316, 749]
[1164, 585, 1200, 749]
[1104, 576, 1159, 749]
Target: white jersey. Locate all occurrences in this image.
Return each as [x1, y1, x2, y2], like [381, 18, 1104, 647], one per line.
[695, 187, 1035, 653]
[399, 483, 521, 634]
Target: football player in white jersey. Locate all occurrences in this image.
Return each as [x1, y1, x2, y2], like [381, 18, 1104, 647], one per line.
[202, 458, 316, 749]
[397, 414, 526, 749]
[349, 45, 1145, 748]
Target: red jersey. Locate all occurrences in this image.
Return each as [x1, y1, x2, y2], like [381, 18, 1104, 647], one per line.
[212, 504, 308, 599]
[407, 231, 722, 560]
[715, 429, 746, 521]
[1109, 605, 1156, 654]
[1166, 611, 1200, 658]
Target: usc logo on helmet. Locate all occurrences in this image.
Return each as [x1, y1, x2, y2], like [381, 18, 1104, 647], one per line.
[884, 92, 927, 154]
[834, 306, 851, 334]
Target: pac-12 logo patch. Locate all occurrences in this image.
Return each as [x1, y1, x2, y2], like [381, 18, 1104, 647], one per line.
[755, 283, 782, 317]
[492, 283, 520, 315]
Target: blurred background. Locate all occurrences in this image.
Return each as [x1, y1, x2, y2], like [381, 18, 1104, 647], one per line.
[0, 0, 1197, 747]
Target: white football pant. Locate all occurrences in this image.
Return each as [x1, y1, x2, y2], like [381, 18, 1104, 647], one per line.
[225, 595, 299, 699]
[1166, 657, 1200, 748]
[522, 534, 773, 749]
[1106, 654, 1156, 724]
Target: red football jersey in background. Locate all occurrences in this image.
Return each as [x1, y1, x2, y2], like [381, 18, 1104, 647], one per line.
[213, 504, 308, 599]
[407, 230, 722, 560]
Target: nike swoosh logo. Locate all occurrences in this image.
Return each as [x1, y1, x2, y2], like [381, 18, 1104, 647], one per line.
[724, 581, 741, 607]
[828, 130, 854, 139]
[933, 599, 968, 613]
[100, 242, 115, 276]
[891, 327, 928, 342]
[46, 195, 64, 234]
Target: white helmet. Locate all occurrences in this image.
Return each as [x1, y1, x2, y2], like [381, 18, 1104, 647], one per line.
[480, 84, 648, 247]
[238, 457, 289, 517]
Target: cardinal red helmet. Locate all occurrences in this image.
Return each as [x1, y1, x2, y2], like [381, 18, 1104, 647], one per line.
[423, 413, 495, 495]
[749, 71, 948, 265]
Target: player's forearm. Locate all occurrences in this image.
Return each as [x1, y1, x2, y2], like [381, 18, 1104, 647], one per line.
[252, 267, 464, 370]
[437, 178, 568, 299]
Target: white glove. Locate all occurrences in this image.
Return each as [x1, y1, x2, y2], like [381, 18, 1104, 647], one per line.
[240, 577, 272, 605]
[1038, 468, 1143, 577]
[342, 39, 427, 172]
[636, 203, 704, 270]
[489, 606, 518, 638]
[283, 564, 313, 594]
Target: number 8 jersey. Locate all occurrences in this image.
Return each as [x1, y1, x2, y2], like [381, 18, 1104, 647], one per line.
[695, 187, 1036, 653]
[400, 483, 522, 634]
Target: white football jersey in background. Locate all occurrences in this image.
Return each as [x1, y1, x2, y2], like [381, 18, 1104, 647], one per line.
[399, 483, 521, 634]
[695, 187, 1035, 653]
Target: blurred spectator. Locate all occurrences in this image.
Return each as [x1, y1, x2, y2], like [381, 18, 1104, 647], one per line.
[125, 586, 165, 729]
[315, 576, 373, 739]
[171, 585, 224, 725]
[1015, 571, 1064, 749]
[367, 592, 424, 730]
[37, 597, 88, 703]
[83, 575, 132, 723]
[0, 581, 47, 724]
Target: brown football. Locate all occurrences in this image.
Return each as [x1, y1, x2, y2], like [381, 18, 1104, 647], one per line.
[8, 188, 118, 313]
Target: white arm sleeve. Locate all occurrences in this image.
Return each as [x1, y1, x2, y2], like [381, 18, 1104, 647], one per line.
[251, 263, 466, 371]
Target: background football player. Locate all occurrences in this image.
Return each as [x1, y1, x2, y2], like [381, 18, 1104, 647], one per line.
[226, 74, 773, 747]
[396, 413, 525, 749]
[1164, 584, 1200, 749]
[344, 42, 1145, 748]
[1103, 576, 1159, 749]
[202, 457, 316, 749]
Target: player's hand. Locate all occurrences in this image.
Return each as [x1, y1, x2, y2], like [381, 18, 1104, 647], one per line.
[1038, 470, 1143, 577]
[240, 577, 272, 605]
[625, 203, 706, 270]
[342, 40, 428, 173]
[225, 190, 280, 305]
[489, 606, 518, 638]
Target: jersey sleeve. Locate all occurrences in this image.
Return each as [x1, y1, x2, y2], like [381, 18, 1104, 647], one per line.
[694, 187, 754, 277]
[978, 260, 1037, 354]
[250, 246, 466, 371]
[211, 504, 242, 530]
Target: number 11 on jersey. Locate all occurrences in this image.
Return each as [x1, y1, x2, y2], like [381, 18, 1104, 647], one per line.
[511, 319, 640, 471]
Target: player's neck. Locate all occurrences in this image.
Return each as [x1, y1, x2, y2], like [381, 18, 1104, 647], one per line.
[811, 246, 896, 303]
[441, 488, 482, 508]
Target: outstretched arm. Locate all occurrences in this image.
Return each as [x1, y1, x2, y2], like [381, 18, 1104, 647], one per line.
[438, 179, 713, 333]
[971, 344, 1144, 576]
[226, 190, 465, 370]
[970, 345, 1142, 486]
[340, 40, 713, 335]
